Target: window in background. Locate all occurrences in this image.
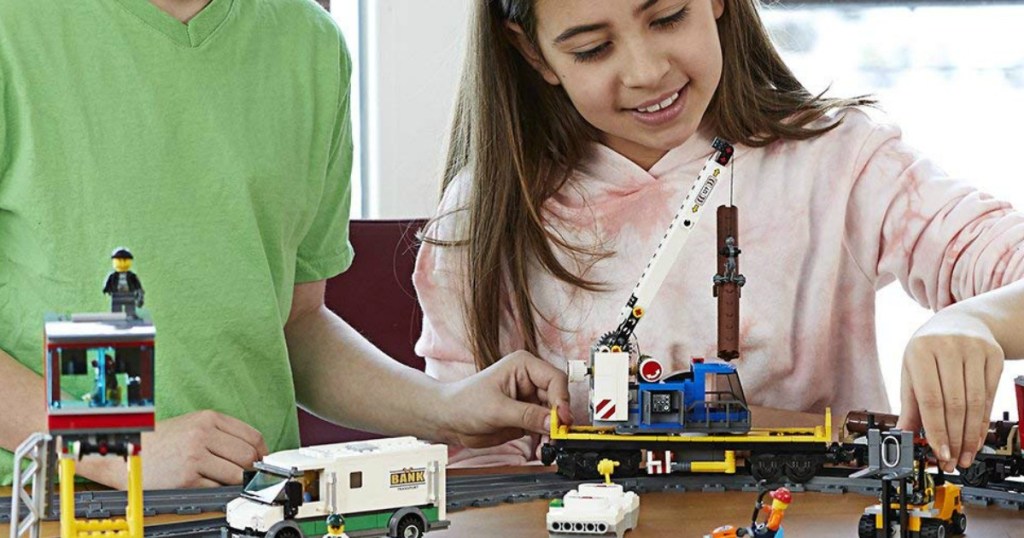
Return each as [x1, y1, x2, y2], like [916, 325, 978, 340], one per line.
[330, 0, 364, 218]
[763, 2, 1024, 417]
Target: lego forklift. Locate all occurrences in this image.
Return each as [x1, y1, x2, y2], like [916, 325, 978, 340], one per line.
[854, 428, 967, 538]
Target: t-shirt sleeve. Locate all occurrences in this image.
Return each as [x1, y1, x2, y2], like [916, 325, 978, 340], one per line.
[1, 69, 6, 176]
[844, 119, 1024, 310]
[295, 33, 355, 283]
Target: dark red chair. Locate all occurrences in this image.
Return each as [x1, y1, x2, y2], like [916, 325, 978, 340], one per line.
[297, 219, 428, 445]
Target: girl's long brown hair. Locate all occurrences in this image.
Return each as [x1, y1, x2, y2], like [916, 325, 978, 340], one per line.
[425, 0, 874, 371]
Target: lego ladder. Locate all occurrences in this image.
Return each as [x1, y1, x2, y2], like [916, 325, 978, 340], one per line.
[9, 433, 52, 538]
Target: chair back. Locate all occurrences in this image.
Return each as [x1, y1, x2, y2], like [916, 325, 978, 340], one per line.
[297, 219, 427, 445]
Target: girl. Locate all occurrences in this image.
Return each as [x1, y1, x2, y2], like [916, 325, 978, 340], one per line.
[414, 0, 1024, 473]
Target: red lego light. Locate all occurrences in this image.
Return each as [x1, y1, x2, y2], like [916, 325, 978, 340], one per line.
[691, 357, 705, 364]
[639, 358, 664, 383]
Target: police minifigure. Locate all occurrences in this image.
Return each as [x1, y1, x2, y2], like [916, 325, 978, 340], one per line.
[325, 514, 348, 537]
[102, 247, 144, 318]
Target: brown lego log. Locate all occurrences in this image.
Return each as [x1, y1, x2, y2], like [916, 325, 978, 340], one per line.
[843, 410, 900, 437]
[715, 205, 740, 360]
[844, 409, 1014, 447]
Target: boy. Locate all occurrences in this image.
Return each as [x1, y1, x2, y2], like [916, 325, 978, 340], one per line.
[0, 0, 571, 488]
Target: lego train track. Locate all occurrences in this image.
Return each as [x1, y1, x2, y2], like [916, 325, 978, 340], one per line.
[1, 485, 239, 523]
[5, 471, 1022, 537]
[142, 519, 227, 538]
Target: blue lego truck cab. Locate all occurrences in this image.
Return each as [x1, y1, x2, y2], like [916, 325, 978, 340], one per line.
[623, 359, 751, 435]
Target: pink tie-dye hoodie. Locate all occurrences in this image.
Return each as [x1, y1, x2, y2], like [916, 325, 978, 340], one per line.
[413, 109, 1024, 467]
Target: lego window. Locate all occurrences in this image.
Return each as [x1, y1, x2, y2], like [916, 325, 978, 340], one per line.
[50, 346, 137, 409]
[242, 471, 290, 504]
[765, 1, 1024, 417]
[349, 471, 362, 489]
[301, 470, 321, 502]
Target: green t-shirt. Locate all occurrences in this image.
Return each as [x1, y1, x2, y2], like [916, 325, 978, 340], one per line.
[0, 0, 354, 484]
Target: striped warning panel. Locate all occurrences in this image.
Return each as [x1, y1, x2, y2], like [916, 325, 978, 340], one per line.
[595, 398, 617, 420]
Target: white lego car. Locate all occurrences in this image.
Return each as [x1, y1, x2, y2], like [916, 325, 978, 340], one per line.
[546, 483, 640, 538]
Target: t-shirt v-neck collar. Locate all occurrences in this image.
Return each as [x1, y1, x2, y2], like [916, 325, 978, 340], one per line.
[112, 0, 234, 48]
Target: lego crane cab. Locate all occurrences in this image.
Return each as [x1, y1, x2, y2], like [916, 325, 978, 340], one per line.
[575, 352, 752, 435]
[44, 312, 155, 538]
[45, 313, 155, 440]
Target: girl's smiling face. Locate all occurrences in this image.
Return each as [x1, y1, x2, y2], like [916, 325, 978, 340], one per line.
[512, 0, 725, 169]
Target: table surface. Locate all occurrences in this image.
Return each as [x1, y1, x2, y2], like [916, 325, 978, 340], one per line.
[3, 408, 1021, 537]
[3, 473, 1023, 538]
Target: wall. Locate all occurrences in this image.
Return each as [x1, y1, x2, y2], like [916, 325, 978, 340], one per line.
[363, 0, 471, 218]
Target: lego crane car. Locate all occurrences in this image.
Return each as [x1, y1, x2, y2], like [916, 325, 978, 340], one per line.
[541, 140, 851, 483]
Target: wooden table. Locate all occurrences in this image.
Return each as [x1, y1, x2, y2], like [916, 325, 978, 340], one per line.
[3, 408, 1020, 537]
[444, 481, 1024, 538]
[4, 473, 1022, 538]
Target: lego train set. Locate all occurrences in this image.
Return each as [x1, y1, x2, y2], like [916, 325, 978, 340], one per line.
[6, 142, 1023, 538]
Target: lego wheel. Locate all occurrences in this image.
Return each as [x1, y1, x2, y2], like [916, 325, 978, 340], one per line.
[957, 460, 989, 488]
[616, 450, 643, 477]
[857, 514, 875, 538]
[949, 511, 967, 535]
[783, 455, 821, 483]
[395, 514, 425, 538]
[540, 443, 558, 466]
[266, 524, 303, 538]
[748, 454, 783, 483]
[919, 519, 946, 538]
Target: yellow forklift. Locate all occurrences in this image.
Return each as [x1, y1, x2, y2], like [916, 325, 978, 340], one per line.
[854, 429, 967, 538]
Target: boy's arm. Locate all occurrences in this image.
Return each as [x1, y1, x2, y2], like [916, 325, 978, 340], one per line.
[286, 280, 572, 446]
[0, 350, 49, 457]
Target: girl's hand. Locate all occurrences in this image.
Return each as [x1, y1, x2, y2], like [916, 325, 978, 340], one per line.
[438, 350, 572, 449]
[896, 306, 1004, 473]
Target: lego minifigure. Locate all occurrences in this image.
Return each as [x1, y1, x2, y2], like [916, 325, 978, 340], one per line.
[713, 236, 746, 287]
[325, 514, 348, 537]
[751, 487, 791, 538]
[705, 482, 791, 538]
[88, 353, 121, 407]
[102, 247, 144, 318]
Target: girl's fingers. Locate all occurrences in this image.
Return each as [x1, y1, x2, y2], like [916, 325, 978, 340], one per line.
[897, 367, 922, 433]
[936, 352, 967, 472]
[980, 351, 1005, 448]
[959, 353, 988, 468]
[906, 351, 952, 469]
